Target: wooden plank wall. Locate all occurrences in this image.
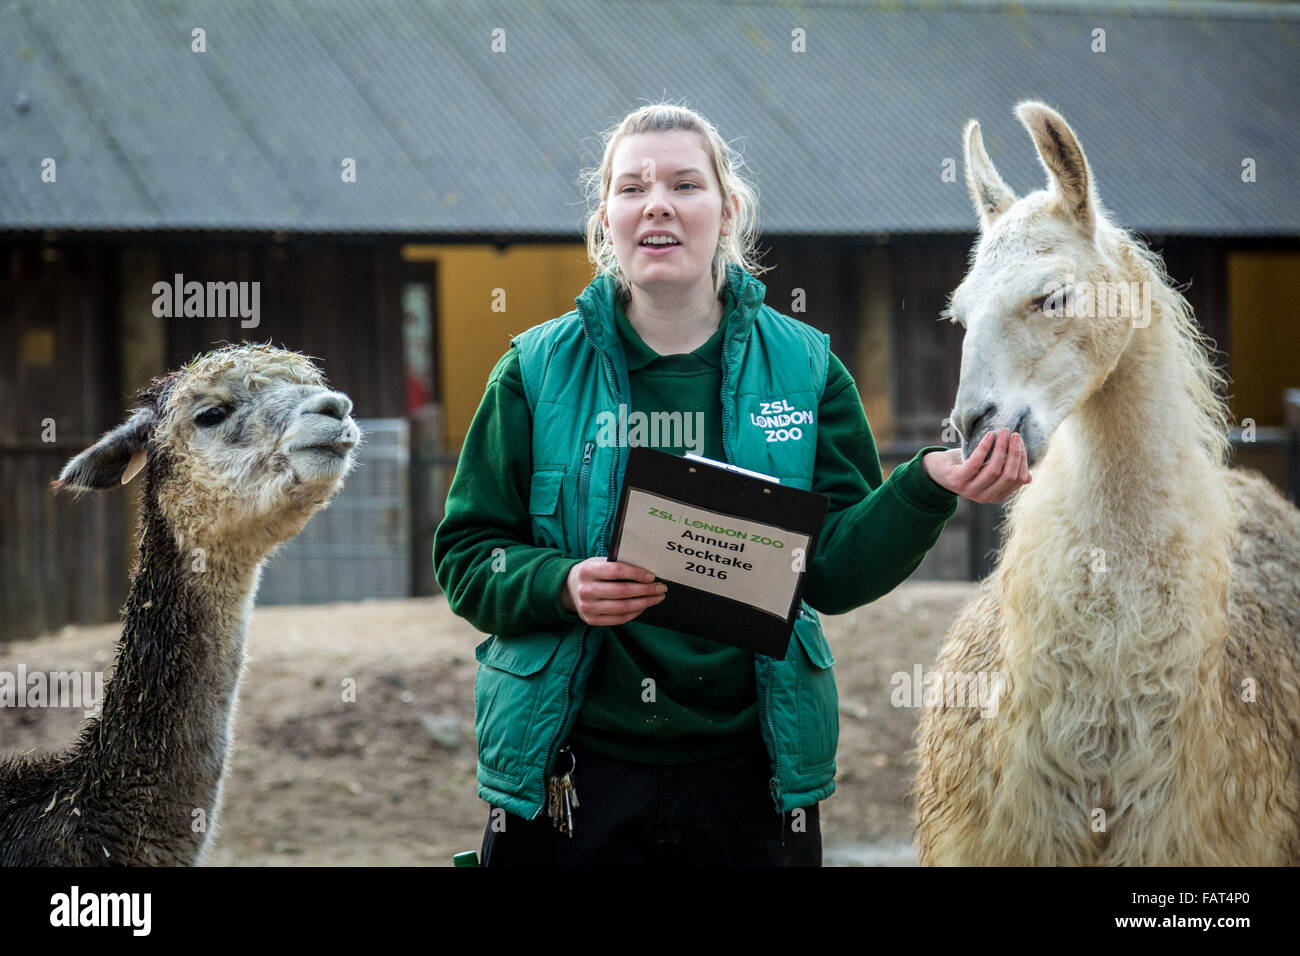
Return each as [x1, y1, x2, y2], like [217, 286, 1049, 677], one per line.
[886, 237, 971, 442]
[0, 246, 125, 641]
[753, 239, 860, 359]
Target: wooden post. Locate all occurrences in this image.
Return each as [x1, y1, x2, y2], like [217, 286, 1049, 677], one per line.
[855, 243, 895, 448]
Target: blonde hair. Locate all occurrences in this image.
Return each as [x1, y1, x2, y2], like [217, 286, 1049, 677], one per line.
[581, 102, 767, 300]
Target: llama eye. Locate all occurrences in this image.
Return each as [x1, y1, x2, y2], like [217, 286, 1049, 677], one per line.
[1033, 288, 1070, 316]
[195, 407, 228, 428]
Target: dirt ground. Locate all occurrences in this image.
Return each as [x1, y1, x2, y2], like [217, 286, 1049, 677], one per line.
[0, 581, 975, 866]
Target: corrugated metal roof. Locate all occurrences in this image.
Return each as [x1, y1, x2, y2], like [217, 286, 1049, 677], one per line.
[2, 0, 1297, 236]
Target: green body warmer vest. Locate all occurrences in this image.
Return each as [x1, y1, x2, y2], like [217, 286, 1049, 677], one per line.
[472, 264, 840, 819]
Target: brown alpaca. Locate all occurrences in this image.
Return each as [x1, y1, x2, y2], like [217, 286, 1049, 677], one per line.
[0, 344, 359, 865]
[912, 102, 1300, 865]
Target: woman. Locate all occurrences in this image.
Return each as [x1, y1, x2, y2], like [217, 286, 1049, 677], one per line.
[433, 103, 1029, 866]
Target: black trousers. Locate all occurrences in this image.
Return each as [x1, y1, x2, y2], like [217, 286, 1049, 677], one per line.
[480, 738, 822, 866]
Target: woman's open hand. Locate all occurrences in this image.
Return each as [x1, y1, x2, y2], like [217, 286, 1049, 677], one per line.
[922, 428, 1031, 504]
[562, 557, 668, 626]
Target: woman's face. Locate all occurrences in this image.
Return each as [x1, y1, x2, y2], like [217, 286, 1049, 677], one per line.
[602, 130, 729, 297]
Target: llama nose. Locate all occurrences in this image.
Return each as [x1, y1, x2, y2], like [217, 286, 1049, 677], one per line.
[960, 403, 997, 457]
[304, 391, 353, 421]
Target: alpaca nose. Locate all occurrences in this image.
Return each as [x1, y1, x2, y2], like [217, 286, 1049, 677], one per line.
[304, 391, 353, 421]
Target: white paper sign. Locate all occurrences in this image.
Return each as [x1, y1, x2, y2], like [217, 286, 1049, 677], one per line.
[616, 488, 810, 619]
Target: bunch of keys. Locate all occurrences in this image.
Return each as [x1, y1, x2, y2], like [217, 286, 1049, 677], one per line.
[545, 746, 580, 838]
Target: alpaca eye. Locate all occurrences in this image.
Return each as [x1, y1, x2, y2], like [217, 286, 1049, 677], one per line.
[195, 407, 228, 428]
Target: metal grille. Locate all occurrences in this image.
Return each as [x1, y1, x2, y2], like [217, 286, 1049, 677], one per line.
[257, 418, 410, 605]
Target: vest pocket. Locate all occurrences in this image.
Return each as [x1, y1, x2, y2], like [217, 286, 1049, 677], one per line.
[792, 606, 835, 667]
[476, 631, 564, 675]
[792, 609, 838, 773]
[474, 631, 566, 784]
[528, 470, 565, 551]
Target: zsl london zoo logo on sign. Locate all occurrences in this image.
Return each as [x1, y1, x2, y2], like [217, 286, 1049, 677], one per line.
[750, 398, 813, 443]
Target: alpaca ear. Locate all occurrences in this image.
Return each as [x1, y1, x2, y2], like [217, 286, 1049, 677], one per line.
[964, 119, 1017, 231]
[53, 408, 154, 494]
[1015, 100, 1095, 237]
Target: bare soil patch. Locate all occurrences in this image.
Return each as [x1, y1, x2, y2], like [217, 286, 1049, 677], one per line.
[0, 581, 975, 866]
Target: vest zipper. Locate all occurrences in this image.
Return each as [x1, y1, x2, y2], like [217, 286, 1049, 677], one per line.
[595, 348, 621, 554]
[721, 317, 735, 464]
[721, 271, 781, 813]
[535, 299, 621, 818]
[577, 312, 623, 556]
[766, 658, 783, 815]
[577, 440, 595, 552]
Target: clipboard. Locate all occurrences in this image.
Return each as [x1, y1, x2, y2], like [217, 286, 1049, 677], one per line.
[608, 446, 829, 658]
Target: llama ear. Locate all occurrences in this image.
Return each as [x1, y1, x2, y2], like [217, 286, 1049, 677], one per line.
[964, 119, 1017, 231]
[1015, 100, 1095, 237]
[52, 408, 154, 494]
